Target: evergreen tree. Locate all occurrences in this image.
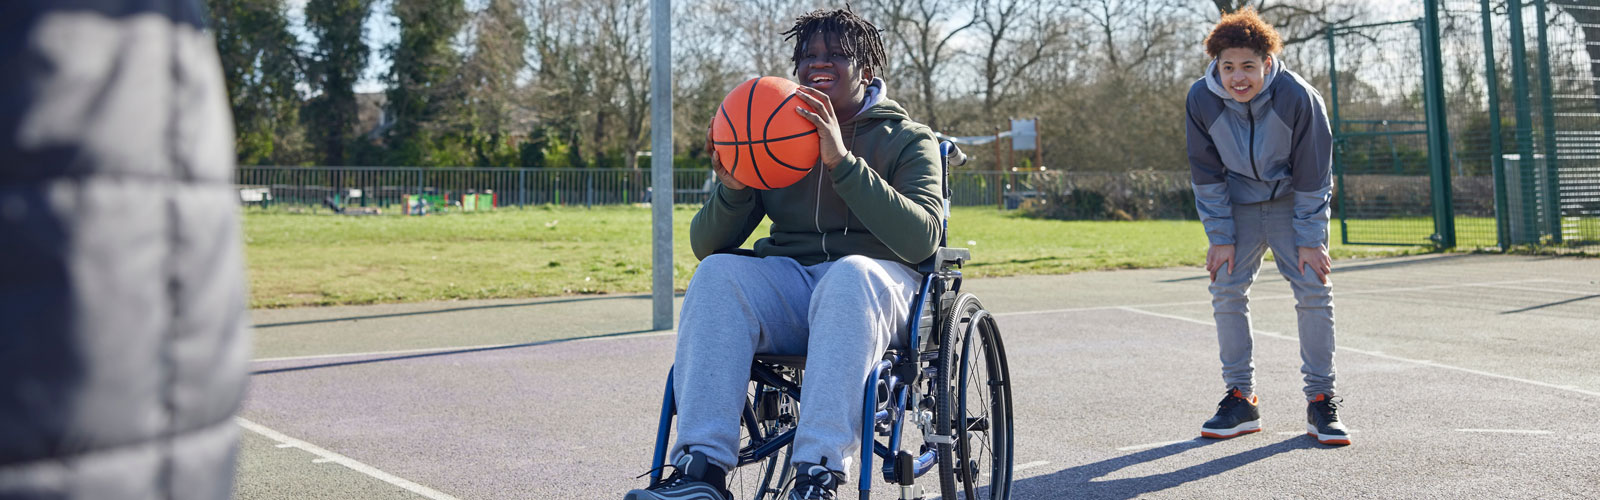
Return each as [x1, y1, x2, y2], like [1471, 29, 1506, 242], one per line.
[304, 0, 372, 166]
[208, 0, 308, 165]
[387, 0, 469, 166]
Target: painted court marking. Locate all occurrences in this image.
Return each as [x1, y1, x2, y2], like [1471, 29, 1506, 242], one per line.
[252, 277, 1558, 364]
[254, 331, 677, 363]
[1115, 306, 1600, 399]
[993, 278, 1559, 319]
[238, 417, 462, 500]
[249, 277, 1597, 403]
[1015, 460, 1052, 472]
[1116, 439, 1197, 452]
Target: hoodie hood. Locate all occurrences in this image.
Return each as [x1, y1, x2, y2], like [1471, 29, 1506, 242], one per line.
[1204, 57, 1286, 105]
[846, 78, 905, 123]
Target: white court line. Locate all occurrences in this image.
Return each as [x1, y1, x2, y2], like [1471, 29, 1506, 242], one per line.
[1115, 438, 1197, 452]
[253, 331, 677, 363]
[249, 278, 1560, 364]
[1015, 460, 1051, 472]
[1456, 429, 1554, 435]
[238, 418, 462, 500]
[994, 279, 1554, 319]
[1467, 283, 1600, 296]
[1115, 306, 1600, 399]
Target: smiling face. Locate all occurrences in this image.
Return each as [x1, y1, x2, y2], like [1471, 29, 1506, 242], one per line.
[1217, 47, 1271, 103]
[795, 32, 873, 119]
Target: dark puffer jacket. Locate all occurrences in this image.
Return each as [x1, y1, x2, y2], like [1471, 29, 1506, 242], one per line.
[0, 1, 250, 498]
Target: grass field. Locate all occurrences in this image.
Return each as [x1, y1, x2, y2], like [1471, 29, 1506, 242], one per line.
[244, 205, 1423, 308]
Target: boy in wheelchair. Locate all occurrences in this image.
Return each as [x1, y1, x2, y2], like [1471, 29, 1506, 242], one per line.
[625, 7, 946, 500]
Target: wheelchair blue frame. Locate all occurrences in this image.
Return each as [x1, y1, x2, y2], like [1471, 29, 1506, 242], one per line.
[647, 140, 979, 500]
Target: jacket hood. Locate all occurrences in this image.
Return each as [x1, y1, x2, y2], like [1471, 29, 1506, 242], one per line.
[846, 78, 909, 124]
[1204, 56, 1286, 103]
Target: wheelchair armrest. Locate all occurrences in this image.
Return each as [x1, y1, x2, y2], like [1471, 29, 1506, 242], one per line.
[917, 247, 970, 273]
[713, 248, 758, 257]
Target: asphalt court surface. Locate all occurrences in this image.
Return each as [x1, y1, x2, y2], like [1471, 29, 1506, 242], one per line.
[240, 254, 1600, 499]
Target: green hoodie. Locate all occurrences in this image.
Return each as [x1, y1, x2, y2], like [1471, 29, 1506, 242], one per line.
[690, 93, 943, 267]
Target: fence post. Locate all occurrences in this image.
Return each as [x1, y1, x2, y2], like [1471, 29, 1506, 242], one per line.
[1327, 26, 1349, 245]
[1422, 0, 1456, 247]
[586, 172, 594, 209]
[1534, 0, 1562, 243]
[1481, 0, 1511, 250]
[1507, 0, 1538, 244]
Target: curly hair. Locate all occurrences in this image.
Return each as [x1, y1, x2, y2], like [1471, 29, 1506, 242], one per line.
[1204, 7, 1282, 59]
[783, 6, 887, 76]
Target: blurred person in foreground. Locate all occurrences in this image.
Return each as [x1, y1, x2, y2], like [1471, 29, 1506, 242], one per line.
[1, 0, 251, 497]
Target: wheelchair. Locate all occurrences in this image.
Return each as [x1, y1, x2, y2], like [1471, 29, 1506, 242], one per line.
[645, 141, 1014, 500]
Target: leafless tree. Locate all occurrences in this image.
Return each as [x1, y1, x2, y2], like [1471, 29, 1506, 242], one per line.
[867, 0, 978, 130]
[971, 0, 1073, 124]
[1206, 0, 1360, 46]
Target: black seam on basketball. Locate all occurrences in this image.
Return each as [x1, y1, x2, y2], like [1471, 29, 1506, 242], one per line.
[719, 105, 740, 176]
[710, 129, 818, 146]
[745, 77, 771, 189]
[761, 91, 816, 173]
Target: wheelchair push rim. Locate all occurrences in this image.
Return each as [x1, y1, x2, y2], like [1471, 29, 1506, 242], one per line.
[651, 365, 799, 500]
[935, 294, 1014, 500]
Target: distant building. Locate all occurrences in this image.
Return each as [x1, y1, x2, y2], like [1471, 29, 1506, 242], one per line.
[356, 92, 394, 141]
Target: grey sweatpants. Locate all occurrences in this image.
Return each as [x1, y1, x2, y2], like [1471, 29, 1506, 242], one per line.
[1210, 195, 1337, 399]
[670, 253, 920, 475]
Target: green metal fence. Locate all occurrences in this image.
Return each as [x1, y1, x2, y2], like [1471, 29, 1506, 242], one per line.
[235, 166, 1055, 211]
[1326, 18, 1442, 246]
[1325, 0, 1600, 252]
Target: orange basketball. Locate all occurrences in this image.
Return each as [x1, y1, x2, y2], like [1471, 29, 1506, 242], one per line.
[711, 77, 820, 190]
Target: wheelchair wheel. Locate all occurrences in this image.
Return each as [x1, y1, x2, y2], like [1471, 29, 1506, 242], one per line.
[730, 369, 799, 500]
[934, 294, 1014, 500]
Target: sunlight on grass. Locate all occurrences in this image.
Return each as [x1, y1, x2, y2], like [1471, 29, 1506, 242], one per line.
[244, 205, 1422, 308]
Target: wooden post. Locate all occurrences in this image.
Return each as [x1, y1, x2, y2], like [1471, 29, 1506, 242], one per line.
[994, 125, 1003, 210]
[1034, 117, 1043, 170]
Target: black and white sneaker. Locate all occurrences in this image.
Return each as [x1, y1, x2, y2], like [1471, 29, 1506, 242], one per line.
[1307, 393, 1351, 446]
[787, 458, 845, 500]
[1200, 388, 1262, 439]
[625, 450, 730, 500]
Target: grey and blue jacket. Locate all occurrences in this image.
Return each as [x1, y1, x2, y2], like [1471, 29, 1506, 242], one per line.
[1186, 58, 1334, 248]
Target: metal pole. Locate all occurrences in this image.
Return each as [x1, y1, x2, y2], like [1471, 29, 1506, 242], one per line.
[1508, 0, 1538, 243]
[1422, 4, 1456, 247]
[1482, 0, 1511, 250]
[1328, 26, 1349, 245]
[650, 0, 674, 331]
[1534, 0, 1562, 243]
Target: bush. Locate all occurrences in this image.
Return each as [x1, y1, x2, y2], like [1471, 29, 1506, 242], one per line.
[1022, 170, 1194, 221]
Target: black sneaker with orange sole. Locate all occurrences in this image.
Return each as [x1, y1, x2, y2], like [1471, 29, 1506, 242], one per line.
[1200, 388, 1261, 439]
[1307, 393, 1351, 446]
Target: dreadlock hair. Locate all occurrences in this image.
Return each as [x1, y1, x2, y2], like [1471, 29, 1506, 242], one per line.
[783, 6, 887, 77]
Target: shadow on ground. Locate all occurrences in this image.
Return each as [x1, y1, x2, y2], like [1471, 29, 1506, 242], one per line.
[1010, 436, 1325, 499]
